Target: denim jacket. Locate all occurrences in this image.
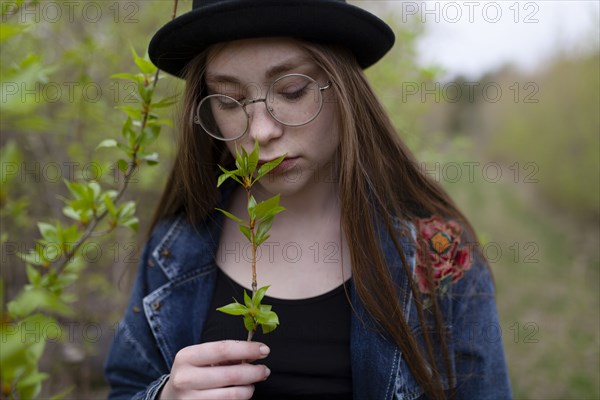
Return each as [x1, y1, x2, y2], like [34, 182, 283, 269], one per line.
[105, 193, 512, 399]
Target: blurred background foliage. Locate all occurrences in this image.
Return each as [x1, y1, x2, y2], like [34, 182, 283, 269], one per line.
[1, 0, 598, 398]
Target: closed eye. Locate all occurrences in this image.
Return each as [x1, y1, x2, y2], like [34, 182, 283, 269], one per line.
[214, 96, 241, 110]
[280, 84, 309, 101]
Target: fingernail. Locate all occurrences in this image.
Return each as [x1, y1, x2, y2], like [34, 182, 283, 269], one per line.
[259, 344, 270, 356]
[265, 367, 271, 378]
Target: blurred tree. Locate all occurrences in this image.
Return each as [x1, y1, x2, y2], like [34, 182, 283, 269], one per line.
[1, 0, 183, 397]
[488, 51, 600, 220]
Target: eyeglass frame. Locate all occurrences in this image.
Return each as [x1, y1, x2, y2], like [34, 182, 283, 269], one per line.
[194, 73, 332, 141]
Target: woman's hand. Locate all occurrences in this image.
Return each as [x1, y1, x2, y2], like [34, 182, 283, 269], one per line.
[158, 340, 271, 400]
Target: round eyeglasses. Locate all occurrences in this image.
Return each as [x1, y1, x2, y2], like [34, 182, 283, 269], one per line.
[194, 73, 331, 141]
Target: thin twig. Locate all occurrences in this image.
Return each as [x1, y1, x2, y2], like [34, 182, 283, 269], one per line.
[56, 162, 137, 275]
[54, 0, 180, 276]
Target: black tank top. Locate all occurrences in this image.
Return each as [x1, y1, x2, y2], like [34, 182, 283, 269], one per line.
[201, 267, 353, 399]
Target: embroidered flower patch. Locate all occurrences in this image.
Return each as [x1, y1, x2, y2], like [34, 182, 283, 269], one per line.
[415, 215, 473, 297]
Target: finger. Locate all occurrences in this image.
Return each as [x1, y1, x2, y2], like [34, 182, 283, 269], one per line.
[192, 385, 255, 400]
[166, 364, 269, 393]
[182, 341, 270, 366]
[195, 364, 270, 389]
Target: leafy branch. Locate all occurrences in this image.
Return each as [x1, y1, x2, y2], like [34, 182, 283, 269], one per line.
[216, 142, 286, 341]
[0, 20, 178, 400]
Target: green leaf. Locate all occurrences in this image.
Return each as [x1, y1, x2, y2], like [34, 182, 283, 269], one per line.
[253, 195, 284, 220]
[117, 142, 133, 157]
[64, 180, 87, 201]
[243, 315, 256, 332]
[256, 309, 279, 325]
[253, 286, 270, 308]
[7, 288, 73, 319]
[217, 302, 248, 316]
[139, 125, 161, 147]
[117, 105, 143, 120]
[37, 222, 57, 242]
[217, 165, 233, 175]
[138, 81, 153, 104]
[103, 195, 117, 217]
[141, 152, 160, 165]
[217, 172, 232, 188]
[55, 272, 78, 287]
[266, 205, 285, 220]
[256, 154, 287, 180]
[255, 231, 270, 247]
[217, 165, 243, 187]
[146, 118, 174, 128]
[26, 264, 41, 286]
[119, 216, 139, 232]
[244, 290, 252, 308]
[42, 242, 60, 263]
[59, 224, 80, 245]
[258, 308, 280, 334]
[96, 139, 118, 150]
[62, 256, 85, 275]
[216, 208, 244, 224]
[261, 321, 279, 334]
[239, 146, 250, 175]
[110, 72, 140, 81]
[130, 46, 157, 75]
[88, 182, 101, 198]
[247, 195, 257, 220]
[18, 250, 45, 267]
[120, 201, 136, 216]
[62, 206, 81, 221]
[117, 159, 129, 173]
[152, 94, 179, 109]
[0, 314, 55, 380]
[0, 23, 26, 42]
[17, 371, 49, 398]
[247, 141, 260, 175]
[259, 304, 272, 312]
[122, 117, 136, 142]
[136, 57, 157, 75]
[1, 320, 29, 367]
[103, 190, 119, 202]
[118, 201, 137, 229]
[239, 225, 252, 242]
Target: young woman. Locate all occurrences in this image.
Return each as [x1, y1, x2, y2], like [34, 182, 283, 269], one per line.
[105, 1, 512, 399]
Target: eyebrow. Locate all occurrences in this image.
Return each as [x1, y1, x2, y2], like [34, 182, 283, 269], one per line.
[205, 56, 313, 84]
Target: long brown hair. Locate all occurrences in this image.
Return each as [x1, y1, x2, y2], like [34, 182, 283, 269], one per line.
[151, 41, 480, 399]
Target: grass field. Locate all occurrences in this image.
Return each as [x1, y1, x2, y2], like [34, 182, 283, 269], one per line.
[440, 161, 600, 399]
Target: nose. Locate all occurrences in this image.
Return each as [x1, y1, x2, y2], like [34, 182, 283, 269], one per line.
[246, 101, 284, 144]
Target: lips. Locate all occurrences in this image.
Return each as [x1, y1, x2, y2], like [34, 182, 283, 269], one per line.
[257, 156, 293, 167]
[257, 156, 298, 175]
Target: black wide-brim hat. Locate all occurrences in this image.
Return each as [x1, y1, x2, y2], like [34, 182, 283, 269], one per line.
[149, 0, 395, 78]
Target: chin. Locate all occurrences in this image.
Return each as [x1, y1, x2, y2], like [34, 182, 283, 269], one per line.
[256, 170, 311, 197]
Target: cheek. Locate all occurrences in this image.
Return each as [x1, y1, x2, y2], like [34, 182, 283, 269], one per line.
[225, 141, 235, 155]
[320, 106, 340, 149]
[313, 99, 338, 135]
[309, 116, 340, 167]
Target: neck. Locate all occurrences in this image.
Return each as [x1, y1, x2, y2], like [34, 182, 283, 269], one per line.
[260, 180, 339, 223]
[228, 177, 341, 236]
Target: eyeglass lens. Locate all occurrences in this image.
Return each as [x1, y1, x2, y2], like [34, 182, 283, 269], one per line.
[196, 74, 323, 140]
